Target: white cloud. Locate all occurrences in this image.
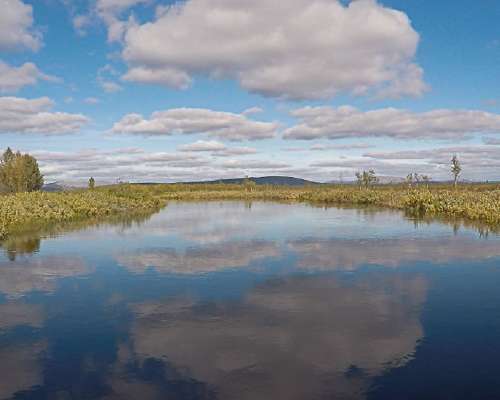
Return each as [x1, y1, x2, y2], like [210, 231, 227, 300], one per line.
[72, 14, 91, 36]
[0, 0, 41, 51]
[242, 107, 264, 116]
[220, 159, 290, 170]
[0, 61, 60, 93]
[121, 0, 425, 100]
[30, 147, 297, 184]
[97, 64, 124, 93]
[219, 147, 258, 156]
[96, 0, 150, 42]
[310, 143, 374, 151]
[483, 137, 500, 145]
[84, 97, 100, 104]
[111, 108, 279, 141]
[122, 66, 192, 89]
[284, 106, 500, 140]
[179, 140, 226, 152]
[0, 96, 89, 134]
[64, 0, 150, 41]
[364, 146, 500, 167]
[100, 80, 123, 93]
[308, 145, 500, 181]
[179, 140, 257, 156]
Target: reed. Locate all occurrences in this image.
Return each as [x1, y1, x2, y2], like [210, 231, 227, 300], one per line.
[0, 185, 163, 240]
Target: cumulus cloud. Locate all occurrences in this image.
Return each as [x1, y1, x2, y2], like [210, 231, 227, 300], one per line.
[310, 143, 374, 151]
[96, 0, 150, 42]
[72, 14, 91, 36]
[483, 137, 500, 145]
[366, 145, 500, 160]
[0, 0, 41, 51]
[122, 66, 192, 89]
[0, 97, 89, 134]
[111, 108, 279, 141]
[242, 107, 264, 116]
[308, 145, 500, 181]
[179, 140, 225, 152]
[364, 146, 500, 171]
[310, 157, 428, 177]
[284, 106, 500, 140]
[32, 147, 214, 183]
[179, 140, 257, 156]
[121, 0, 425, 100]
[100, 80, 123, 93]
[220, 159, 290, 170]
[63, 0, 150, 41]
[97, 64, 124, 93]
[0, 61, 60, 93]
[83, 97, 100, 104]
[29, 147, 298, 184]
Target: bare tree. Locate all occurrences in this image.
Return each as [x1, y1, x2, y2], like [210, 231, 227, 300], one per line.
[355, 170, 378, 189]
[451, 155, 462, 188]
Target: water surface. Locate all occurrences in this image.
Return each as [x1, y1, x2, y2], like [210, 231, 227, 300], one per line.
[1, 202, 499, 399]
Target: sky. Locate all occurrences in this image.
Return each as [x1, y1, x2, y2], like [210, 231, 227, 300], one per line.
[1, 0, 500, 184]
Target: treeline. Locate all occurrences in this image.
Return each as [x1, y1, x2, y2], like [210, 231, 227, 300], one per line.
[0, 148, 43, 193]
[354, 155, 463, 189]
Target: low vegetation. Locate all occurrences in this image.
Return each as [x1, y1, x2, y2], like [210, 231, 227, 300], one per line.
[0, 186, 163, 240]
[158, 183, 500, 225]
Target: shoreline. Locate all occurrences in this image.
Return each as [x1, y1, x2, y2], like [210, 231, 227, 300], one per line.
[1, 183, 499, 241]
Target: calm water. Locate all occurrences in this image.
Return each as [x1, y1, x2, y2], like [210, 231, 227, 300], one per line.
[1, 202, 500, 400]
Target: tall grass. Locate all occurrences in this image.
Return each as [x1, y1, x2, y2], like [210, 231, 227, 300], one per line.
[0, 185, 163, 240]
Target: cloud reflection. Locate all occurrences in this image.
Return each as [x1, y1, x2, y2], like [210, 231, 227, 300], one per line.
[123, 273, 427, 399]
[288, 237, 500, 271]
[116, 240, 281, 274]
[0, 255, 90, 298]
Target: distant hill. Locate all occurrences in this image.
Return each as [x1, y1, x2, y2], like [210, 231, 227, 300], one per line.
[184, 176, 320, 186]
[376, 176, 406, 184]
[42, 182, 76, 192]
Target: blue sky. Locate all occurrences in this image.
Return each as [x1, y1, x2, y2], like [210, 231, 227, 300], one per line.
[1, 0, 500, 183]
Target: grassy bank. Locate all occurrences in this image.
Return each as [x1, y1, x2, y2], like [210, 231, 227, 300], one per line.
[159, 183, 500, 226]
[0, 185, 164, 240]
[1, 183, 499, 240]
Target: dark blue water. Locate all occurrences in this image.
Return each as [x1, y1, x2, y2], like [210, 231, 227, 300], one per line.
[0, 202, 499, 400]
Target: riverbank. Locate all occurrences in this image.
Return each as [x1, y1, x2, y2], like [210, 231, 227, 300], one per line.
[1, 183, 499, 240]
[161, 183, 500, 226]
[0, 186, 163, 240]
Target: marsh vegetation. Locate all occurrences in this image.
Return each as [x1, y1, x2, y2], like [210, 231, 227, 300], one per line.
[1, 182, 498, 241]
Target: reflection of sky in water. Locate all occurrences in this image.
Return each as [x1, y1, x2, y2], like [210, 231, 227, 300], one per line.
[0, 202, 499, 399]
[17, 201, 497, 261]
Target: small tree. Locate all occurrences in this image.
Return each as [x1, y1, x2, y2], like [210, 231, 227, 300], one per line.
[451, 155, 461, 188]
[421, 175, 430, 188]
[355, 172, 363, 189]
[356, 170, 378, 189]
[0, 149, 43, 193]
[3, 147, 14, 163]
[243, 176, 256, 192]
[88, 177, 95, 190]
[406, 173, 423, 188]
[406, 173, 414, 188]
